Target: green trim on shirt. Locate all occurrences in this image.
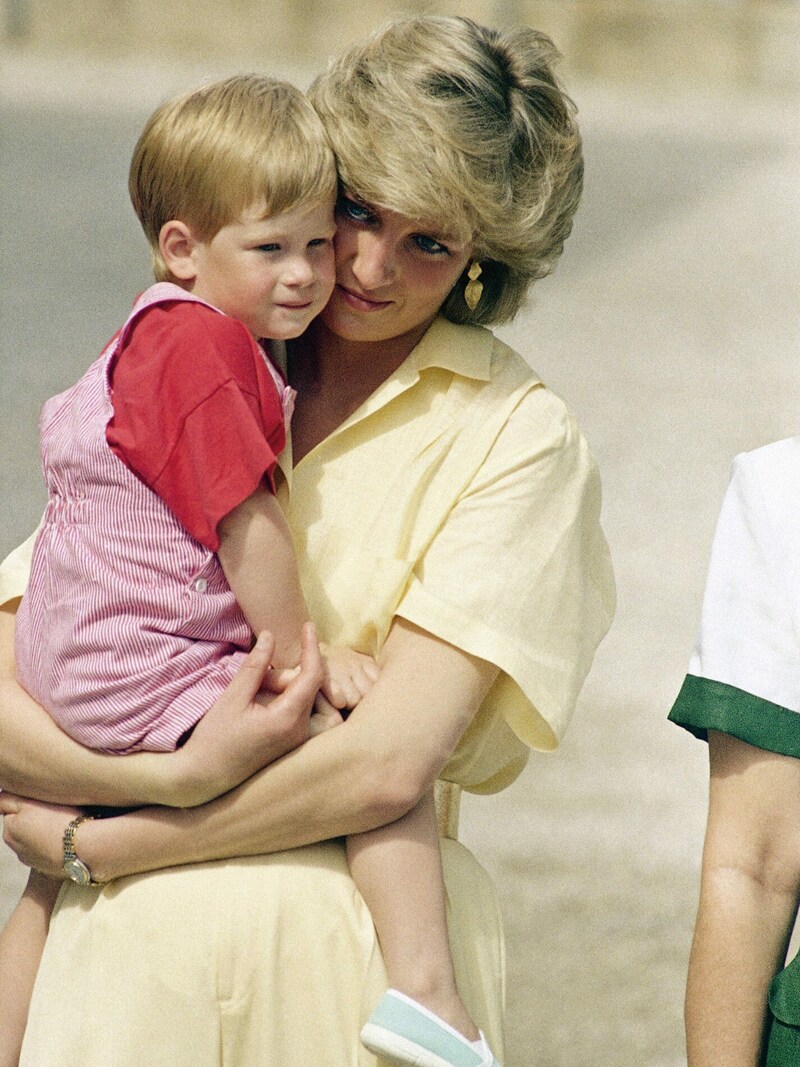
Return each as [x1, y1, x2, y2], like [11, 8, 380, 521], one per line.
[669, 674, 800, 757]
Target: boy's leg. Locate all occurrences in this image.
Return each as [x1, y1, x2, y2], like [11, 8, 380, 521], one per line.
[346, 789, 479, 1040]
[0, 870, 60, 1067]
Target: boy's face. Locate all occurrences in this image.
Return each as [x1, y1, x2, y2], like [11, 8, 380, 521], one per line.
[189, 199, 336, 340]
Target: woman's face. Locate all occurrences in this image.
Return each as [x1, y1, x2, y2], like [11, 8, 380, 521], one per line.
[319, 195, 473, 347]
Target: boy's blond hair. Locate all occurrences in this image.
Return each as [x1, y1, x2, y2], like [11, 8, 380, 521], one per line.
[309, 16, 582, 326]
[130, 74, 337, 282]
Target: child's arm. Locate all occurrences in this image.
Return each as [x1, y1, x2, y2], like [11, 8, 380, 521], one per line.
[216, 483, 308, 670]
[0, 871, 61, 1067]
[216, 483, 378, 708]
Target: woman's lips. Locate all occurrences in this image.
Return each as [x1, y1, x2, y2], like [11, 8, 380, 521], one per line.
[337, 284, 392, 312]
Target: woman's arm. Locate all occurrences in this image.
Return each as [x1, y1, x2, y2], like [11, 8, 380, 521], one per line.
[2, 619, 499, 882]
[0, 604, 324, 808]
[685, 730, 800, 1067]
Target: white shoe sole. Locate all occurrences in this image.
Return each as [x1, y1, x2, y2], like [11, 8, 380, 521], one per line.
[361, 1021, 465, 1067]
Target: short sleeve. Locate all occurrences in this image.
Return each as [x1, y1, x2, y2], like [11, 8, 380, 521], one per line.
[107, 304, 285, 551]
[396, 389, 616, 753]
[669, 446, 800, 755]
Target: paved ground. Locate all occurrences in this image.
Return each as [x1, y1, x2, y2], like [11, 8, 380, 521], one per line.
[1, 49, 799, 1067]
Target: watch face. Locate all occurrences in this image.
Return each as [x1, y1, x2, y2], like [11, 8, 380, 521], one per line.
[64, 858, 92, 886]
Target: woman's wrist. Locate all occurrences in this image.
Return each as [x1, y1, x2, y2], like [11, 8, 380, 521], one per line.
[75, 810, 147, 884]
[76, 802, 214, 883]
[149, 744, 225, 809]
[69, 816, 106, 884]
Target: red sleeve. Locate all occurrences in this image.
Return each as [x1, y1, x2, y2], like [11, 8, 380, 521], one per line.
[106, 301, 286, 551]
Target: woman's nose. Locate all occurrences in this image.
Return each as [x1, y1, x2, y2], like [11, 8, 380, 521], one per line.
[351, 232, 396, 289]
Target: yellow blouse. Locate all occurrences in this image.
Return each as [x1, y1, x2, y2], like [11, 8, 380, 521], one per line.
[282, 316, 614, 790]
[2, 316, 615, 793]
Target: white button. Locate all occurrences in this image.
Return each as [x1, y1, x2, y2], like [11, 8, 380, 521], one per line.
[193, 577, 208, 593]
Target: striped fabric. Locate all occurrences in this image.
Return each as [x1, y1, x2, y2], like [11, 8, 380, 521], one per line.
[15, 285, 287, 753]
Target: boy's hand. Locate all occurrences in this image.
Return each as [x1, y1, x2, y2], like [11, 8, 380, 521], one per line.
[318, 644, 379, 709]
[308, 694, 345, 738]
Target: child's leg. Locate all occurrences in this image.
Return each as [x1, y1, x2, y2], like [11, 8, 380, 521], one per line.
[0, 870, 61, 1067]
[347, 789, 479, 1041]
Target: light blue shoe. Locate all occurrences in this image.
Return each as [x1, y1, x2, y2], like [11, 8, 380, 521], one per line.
[360, 989, 502, 1067]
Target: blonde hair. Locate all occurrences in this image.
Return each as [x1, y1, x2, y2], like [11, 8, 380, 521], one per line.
[309, 15, 582, 325]
[130, 74, 337, 282]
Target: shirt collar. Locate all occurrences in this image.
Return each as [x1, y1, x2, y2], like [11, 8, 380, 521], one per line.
[409, 316, 494, 382]
[282, 316, 495, 480]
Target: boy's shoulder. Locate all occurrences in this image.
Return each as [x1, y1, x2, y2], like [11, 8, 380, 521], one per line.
[124, 283, 250, 343]
[113, 293, 263, 396]
[129, 293, 255, 356]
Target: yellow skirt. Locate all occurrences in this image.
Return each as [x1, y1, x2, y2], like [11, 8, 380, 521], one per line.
[21, 839, 505, 1066]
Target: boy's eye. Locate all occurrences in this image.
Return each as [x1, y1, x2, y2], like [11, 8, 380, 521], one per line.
[413, 234, 449, 256]
[257, 243, 280, 253]
[308, 236, 332, 248]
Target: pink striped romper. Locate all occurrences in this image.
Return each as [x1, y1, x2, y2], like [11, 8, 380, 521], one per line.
[15, 284, 294, 753]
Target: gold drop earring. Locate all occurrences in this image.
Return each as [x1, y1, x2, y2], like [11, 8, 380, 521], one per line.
[464, 261, 483, 311]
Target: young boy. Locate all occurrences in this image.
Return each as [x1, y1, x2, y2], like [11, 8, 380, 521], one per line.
[1, 75, 496, 1067]
[0, 73, 354, 1066]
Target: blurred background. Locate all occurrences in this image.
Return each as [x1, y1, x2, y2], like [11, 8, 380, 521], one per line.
[1, 2, 799, 1064]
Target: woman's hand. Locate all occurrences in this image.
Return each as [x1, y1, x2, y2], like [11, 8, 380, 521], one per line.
[171, 622, 324, 806]
[0, 794, 80, 879]
[0, 605, 323, 810]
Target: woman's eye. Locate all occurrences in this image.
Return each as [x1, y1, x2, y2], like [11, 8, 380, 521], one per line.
[413, 235, 449, 256]
[338, 198, 374, 224]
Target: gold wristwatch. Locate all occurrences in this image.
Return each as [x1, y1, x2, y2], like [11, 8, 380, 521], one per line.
[62, 814, 103, 886]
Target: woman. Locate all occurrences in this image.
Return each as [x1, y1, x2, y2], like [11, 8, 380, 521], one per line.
[0, 15, 615, 1065]
[669, 438, 800, 1067]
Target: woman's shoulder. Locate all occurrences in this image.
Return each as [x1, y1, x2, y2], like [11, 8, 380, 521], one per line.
[427, 319, 543, 390]
[424, 319, 582, 433]
[486, 332, 591, 457]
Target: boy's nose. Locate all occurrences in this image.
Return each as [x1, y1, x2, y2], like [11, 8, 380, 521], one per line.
[285, 256, 316, 287]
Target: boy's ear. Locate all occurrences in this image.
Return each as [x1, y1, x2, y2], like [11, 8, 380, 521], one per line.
[159, 220, 201, 282]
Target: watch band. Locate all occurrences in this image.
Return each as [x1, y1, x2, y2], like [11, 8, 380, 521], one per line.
[62, 814, 104, 886]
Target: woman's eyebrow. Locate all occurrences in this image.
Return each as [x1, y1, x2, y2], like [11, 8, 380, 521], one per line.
[423, 228, 469, 248]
